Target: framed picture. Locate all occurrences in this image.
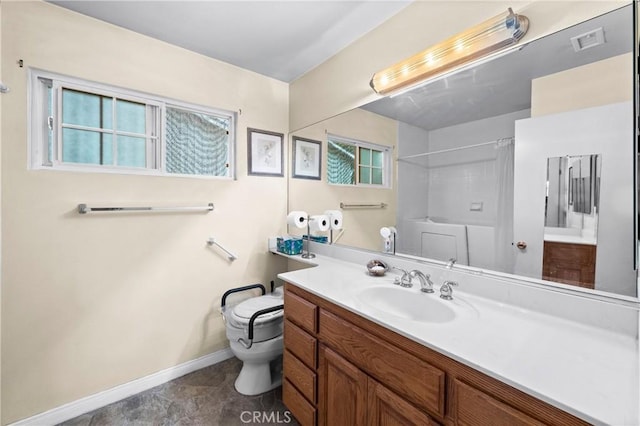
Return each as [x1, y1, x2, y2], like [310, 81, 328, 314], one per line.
[247, 128, 284, 177]
[292, 136, 322, 180]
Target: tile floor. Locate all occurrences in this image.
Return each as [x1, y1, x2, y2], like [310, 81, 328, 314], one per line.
[58, 357, 298, 426]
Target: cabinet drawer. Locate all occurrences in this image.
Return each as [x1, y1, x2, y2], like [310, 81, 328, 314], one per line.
[283, 378, 317, 426]
[284, 349, 317, 403]
[284, 319, 317, 369]
[318, 309, 445, 418]
[454, 379, 545, 426]
[285, 290, 318, 334]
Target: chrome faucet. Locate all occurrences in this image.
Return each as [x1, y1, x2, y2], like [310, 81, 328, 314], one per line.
[409, 270, 434, 293]
[440, 280, 458, 300]
[392, 267, 412, 288]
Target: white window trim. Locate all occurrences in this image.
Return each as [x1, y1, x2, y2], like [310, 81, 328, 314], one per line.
[327, 133, 392, 189]
[28, 68, 237, 180]
[52, 80, 162, 170]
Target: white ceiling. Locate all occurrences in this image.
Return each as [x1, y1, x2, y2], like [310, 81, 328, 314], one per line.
[50, 0, 411, 82]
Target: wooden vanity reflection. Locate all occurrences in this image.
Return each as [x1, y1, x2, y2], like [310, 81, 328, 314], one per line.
[542, 241, 596, 289]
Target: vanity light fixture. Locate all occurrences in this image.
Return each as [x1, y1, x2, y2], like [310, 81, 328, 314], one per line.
[369, 8, 529, 95]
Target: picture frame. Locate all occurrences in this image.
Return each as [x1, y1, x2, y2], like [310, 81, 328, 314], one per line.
[247, 128, 284, 177]
[292, 136, 322, 180]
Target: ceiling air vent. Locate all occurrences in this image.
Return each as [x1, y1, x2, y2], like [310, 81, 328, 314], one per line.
[570, 27, 606, 52]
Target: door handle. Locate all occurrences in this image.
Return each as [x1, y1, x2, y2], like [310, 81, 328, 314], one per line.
[516, 241, 527, 250]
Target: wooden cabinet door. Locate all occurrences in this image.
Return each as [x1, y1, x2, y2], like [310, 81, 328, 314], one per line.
[368, 378, 437, 426]
[542, 241, 596, 288]
[318, 345, 367, 426]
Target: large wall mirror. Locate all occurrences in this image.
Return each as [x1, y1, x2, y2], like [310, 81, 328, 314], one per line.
[288, 4, 637, 298]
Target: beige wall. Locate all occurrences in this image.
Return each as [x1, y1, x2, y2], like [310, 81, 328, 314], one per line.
[289, 108, 397, 251]
[531, 53, 633, 116]
[1, 2, 288, 423]
[290, 1, 629, 131]
[0, 2, 3, 423]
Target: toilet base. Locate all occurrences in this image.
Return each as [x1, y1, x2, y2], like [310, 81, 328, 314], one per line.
[235, 356, 283, 396]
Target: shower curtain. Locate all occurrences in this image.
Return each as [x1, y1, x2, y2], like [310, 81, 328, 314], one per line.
[495, 139, 515, 274]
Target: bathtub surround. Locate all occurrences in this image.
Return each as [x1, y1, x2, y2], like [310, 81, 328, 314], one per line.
[397, 110, 530, 271]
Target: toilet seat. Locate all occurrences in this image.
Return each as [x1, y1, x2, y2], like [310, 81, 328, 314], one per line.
[230, 294, 284, 326]
[225, 293, 284, 343]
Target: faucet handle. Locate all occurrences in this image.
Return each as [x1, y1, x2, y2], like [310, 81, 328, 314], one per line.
[440, 280, 458, 300]
[423, 274, 435, 293]
[392, 267, 413, 288]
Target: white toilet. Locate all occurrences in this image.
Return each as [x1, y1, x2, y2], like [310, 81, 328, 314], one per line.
[223, 287, 284, 395]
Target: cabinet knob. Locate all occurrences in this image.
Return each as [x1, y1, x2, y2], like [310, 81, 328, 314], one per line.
[516, 241, 527, 250]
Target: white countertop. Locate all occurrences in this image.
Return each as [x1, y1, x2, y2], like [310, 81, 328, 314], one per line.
[276, 252, 639, 426]
[543, 226, 597, 246]
[544, 234, 597, 245]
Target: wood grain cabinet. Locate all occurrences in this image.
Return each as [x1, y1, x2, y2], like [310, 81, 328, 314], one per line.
[318, 346, 367, 426]
[542, 241, 596, 289]
[282, 283, 588, 426]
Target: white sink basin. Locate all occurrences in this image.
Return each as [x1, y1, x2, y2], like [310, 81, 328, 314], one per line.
[357, 287, 456, 323]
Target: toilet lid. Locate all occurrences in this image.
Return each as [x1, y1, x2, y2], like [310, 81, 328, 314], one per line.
[230, 294, 284, 325]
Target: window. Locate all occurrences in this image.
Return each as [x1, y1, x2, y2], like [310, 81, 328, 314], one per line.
[327, 134, 391, 187]
[29, 70, 235, 178]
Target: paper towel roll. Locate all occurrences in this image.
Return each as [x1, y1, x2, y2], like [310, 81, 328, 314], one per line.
[287, 211, 308, 229]
[324, 210, 343, 230]
[309, 215, 330, 232]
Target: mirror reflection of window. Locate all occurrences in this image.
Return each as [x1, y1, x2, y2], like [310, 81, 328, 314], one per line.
[327, 135, 390, 187]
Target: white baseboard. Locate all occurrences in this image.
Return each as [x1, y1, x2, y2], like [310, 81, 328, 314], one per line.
[10, 348, 234, 426]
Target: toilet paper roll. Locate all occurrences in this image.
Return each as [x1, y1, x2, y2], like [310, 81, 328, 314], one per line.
[287, 211, 308, 229]
[309, 215, 330, 232]
[324, 210, 343, 230]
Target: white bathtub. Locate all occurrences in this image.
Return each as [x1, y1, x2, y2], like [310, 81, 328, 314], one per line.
[399, 218, 495, 269]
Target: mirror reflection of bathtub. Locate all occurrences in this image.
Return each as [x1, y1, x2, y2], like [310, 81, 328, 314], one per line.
[399, 217, 496, 270]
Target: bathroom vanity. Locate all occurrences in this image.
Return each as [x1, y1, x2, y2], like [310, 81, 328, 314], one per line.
[283, 283, 586, 425]
[275, 245, 639, 426]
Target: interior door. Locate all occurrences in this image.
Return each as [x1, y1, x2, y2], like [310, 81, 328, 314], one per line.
[513, 102, 634, 293]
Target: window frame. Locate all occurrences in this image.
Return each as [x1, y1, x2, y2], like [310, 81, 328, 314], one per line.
[28, 68, 236, 179]
[326, 133, 392, 188]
